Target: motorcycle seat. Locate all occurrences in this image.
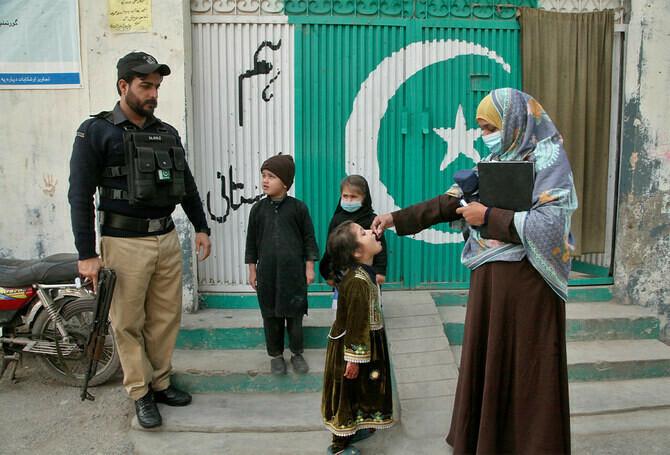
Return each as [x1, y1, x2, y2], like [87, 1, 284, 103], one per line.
[0, 254, 79, 287]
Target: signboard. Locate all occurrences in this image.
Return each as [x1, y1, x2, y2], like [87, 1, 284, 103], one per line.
[108, 0, 152, 33]
[0, 0, 82, 89]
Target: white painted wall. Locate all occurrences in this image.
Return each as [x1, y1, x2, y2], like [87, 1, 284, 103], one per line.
[0, 0, 200, 310]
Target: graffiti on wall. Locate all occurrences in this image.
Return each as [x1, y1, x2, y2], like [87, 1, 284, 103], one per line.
[238, 39, 282, 127]
[206, 165, 262, 224]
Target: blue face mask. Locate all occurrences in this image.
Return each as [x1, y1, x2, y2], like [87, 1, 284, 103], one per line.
[482, 130, 502, 156]
[341, 199, 362, 213]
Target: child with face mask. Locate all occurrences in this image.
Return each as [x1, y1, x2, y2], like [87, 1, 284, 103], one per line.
[319, 175, 388, 288]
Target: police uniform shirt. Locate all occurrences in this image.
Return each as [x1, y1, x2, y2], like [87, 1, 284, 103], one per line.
[69, 102, 208, 260]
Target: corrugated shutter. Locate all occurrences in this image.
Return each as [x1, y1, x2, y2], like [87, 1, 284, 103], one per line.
[192, 19, 294, 291]
[295, 23, 409, 287]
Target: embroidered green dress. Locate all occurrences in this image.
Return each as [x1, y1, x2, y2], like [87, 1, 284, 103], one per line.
[321, 265, 394, 437]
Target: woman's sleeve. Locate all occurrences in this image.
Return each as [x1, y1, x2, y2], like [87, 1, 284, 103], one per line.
[481, 207, 522, 244]
[392, 194, 462, 236]
[342, 278, 372, 364]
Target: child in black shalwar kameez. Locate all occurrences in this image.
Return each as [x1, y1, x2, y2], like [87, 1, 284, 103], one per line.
[245, 154, 319, 375]
[321, 221, 394, 455]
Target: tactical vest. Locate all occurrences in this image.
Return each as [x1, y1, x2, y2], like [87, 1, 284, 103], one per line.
[102, 127, 186, 207]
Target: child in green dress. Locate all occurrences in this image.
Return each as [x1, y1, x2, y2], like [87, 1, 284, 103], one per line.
[321, 220, 394, 455]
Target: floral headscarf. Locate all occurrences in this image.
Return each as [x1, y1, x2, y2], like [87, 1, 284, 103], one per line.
[461, 88, 578, 301]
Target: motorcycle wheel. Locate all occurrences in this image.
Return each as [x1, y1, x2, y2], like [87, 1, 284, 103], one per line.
[31, 296, 121, 387]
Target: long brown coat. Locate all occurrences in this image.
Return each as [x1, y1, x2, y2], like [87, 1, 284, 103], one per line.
[393, 194, 570, 455]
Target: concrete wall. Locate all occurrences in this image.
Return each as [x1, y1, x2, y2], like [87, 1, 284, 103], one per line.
[615, 1, 670, 333]
[0, 0, 200, 311]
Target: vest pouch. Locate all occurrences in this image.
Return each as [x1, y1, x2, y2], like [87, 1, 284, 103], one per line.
[129, 146, 157, 204]
[123, 130, 180, 207]
[169, 146, 186, 199]
[155, 149, 174, 185]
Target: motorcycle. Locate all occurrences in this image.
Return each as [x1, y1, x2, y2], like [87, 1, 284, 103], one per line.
[0, 254, 120, 386]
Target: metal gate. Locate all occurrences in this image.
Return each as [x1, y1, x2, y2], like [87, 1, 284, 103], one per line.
[191, 1, 528, 291]
[294, 15, 522, 289]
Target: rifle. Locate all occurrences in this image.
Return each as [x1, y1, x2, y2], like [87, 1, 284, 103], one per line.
[80, 268, 117, 401]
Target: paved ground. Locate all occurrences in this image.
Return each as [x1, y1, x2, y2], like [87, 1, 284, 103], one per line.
[3, 292, 670, 454]
[4, 358, 670, 455]
[0, 356, 132, 455]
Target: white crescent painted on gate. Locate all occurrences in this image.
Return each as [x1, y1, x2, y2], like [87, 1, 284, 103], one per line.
[345, 39, 511, 244]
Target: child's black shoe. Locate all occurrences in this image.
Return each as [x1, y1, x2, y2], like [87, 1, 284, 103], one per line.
[291, 353, 309, 374]
[270, 356, 287, 375]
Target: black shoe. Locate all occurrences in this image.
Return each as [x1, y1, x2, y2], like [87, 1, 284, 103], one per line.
[271, 356, 287, 375]
[290, 353, 309, 374]
[153, 385, 192, 407]
[135, 391, 162, 428]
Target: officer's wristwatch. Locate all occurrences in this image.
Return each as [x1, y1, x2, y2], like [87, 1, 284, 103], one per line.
[196, 226, 211, 236]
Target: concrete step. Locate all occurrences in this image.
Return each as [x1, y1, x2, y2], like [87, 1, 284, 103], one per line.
[129, 386, 670, 454]
[131, 430, 331, 455]
[200, 293, 334, 310]
[439, 302, 660, 345]
[570, 377, 670, 416]
[130, 424, 447, 455]
[171, 349, 325, 393]
[567, 339, 670, 381]
[451, 339, 670, 382]
[571, 407, 670, 436]
[431, 285, 613, 307]
[176, 308, 333, 349]
[129, 392, 407, 453]
[131, 392, 323, 433]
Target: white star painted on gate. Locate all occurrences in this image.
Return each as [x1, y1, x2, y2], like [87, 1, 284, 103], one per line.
[433, 104, 482, 171]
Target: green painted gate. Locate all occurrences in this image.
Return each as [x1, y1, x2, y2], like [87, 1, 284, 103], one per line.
[290, 3, 529, 290]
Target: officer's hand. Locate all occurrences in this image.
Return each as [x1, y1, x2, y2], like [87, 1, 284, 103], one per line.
[78, 257, 103, 292]
[195, 232, 211, 261]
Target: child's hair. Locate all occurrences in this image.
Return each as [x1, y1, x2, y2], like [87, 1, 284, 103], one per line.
[326, 220, 359, 283]
[340, 175, 369, 196]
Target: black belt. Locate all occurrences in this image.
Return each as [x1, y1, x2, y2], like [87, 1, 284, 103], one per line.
[100, 212, 174, 234]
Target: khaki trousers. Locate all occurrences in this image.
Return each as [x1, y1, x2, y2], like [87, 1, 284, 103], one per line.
[102, 229, 182, 400]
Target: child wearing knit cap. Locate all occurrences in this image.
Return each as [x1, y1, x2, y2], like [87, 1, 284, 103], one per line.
[245, 154, 320, 374]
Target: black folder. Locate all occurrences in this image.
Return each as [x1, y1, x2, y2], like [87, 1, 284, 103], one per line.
[477, 161, 535, 211]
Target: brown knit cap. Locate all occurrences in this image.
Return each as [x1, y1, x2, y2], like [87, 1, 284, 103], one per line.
[261, 154, 295, 190]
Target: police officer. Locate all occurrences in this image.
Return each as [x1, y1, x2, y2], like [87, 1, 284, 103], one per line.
[68, 51, 212, 428]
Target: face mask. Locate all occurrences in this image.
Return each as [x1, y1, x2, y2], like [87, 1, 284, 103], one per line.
[482, 130, 502, 155]
[341, 200, 362, 213]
